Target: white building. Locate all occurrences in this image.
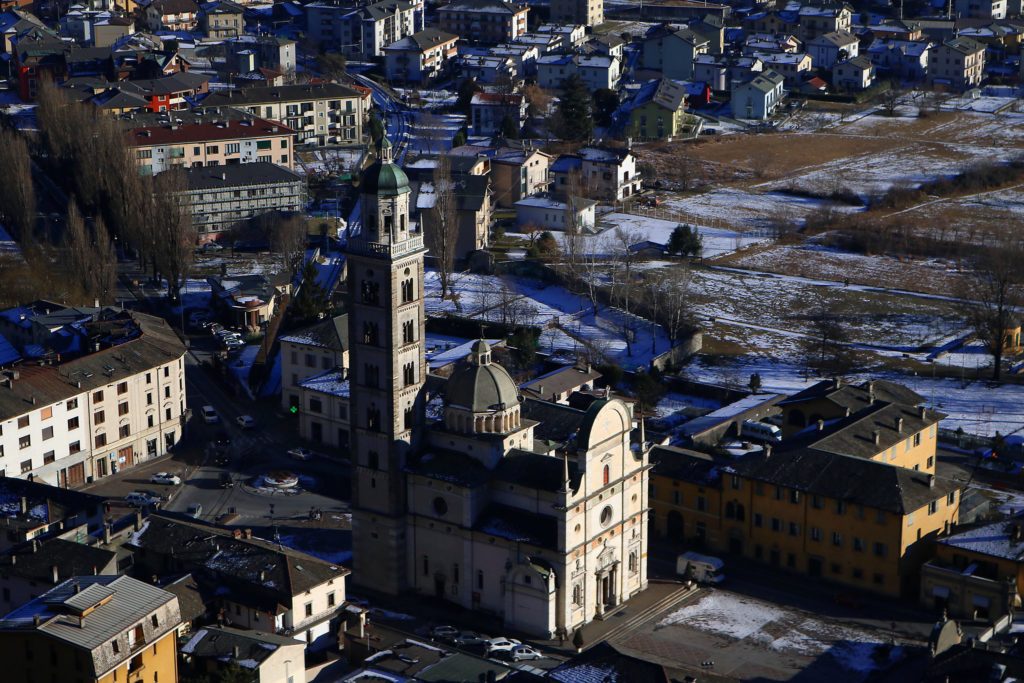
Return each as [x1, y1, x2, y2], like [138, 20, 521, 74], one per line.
[534, 23, 587, 51]
[0, 307, 187, 488]
[515, 196, 597, 231]
[807, 30, 859, 68]
[305, 0, 423, 59]
[384, 28, 459, 83]
[537, 53, 620, 90]
[347, 138, 650, 638]
[280, 314, 348, 413]
[731, 69, 784, 120]
[298, 369, 350, 449]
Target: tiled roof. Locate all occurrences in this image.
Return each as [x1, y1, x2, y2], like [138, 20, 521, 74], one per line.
[126, 109, 293, 146]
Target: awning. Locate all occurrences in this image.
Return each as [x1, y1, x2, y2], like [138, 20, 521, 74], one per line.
[973, 595, 991, 607]
[932, 585, 950, 598]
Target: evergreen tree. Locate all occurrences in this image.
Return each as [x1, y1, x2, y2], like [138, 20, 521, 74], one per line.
[367, 111, 384, 144]
[555, 74, 594, 142]
[455, 78, 480, 115]
[291, 260, 329, 323]
[452, 126, 468, 148]
[667, 224, 703, 257]
[499, 114, 520, 139]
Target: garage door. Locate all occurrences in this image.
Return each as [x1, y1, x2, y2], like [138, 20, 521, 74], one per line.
[67, 462, 85, 488]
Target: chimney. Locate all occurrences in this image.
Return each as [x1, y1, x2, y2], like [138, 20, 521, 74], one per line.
[872, 430, 879, 445]
[102, 525, 111, 544]
[920, 406, 927, 419]
[32, 539, 39, 553]
[895, 417, 903, 433]
[133, 511, 143, 531]
[259, 570, 265, 582]
[33, 614, 40, 627]
[537, 384, 543, 396]
[929, 474, 935, 489]
[221, 172, 226, 180]
[833, 377, 841, 389]
[233, 529, 242, 538]
[20, 497, 27, 514]
[244, 528, 252, 539]
[234, 645, 241, 661]
[764, 444, 772, 458]
[51, 565, 59, 584]
[844, 407, 850, 417]
[816, 419, 824, 431]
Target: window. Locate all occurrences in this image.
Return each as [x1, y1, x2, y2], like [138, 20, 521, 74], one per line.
[164, 387, 170, 398]
[811, 495, 824, 509]
[19, 435, 30, 449]
[809, 526, 822, 541]
[403, 362, 415, 386]
[907, 512, 915, 526]
[68, 417, 79, 430]
[119, 425, 131, 439]
[20, 460, 31, 474]
[695, 496, 706, 512]
[94, 410, 105, 425]
[788, 522, 800, 536]
[164, 367, 169, 378]
[41, 426, 53, 441]
[914, 433, 921, 447]
[226, 143, 240, 154]
[95, 434, 106, 448]
[166, 408, 172, 420]
[118, 402, 129, 416]
[672, 490, 682, 505]
[873, 542, 887, 557]
[730, 475, 741, 490]
[831, 531, 844, 546]
[770, 517, 781, 532]
[117, 382, 127, 395]
[93, 390, 103, 402]
[68, 398, 78, 410]
[835, 500, 846, 515]
[17, 415, 28, 429]
[603, 465, 610, 485]
[947, 491, 956, 505]
[402, 320, 415, 344]
[69, 441, 81, 455]
[328, 592, 336, 607]
[853, 537, 865, 552]
[928, 500, 938, 515]
[774, 486, 784, 500]
[40, 407, 52, 420]
[305, 602, 313, 617]
[753, 513, 763, 528]
[789, 490, 801, 504]
[927, 456, 934, 468]
[404, 407, 415, 429]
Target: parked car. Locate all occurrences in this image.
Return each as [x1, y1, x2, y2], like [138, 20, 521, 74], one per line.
[208, 323, 224, 336]
[124, 492, 159, 507]
[430, 625, 459, 642]
[186, 503, 202, 518]
[484, 637, 521, 654]
[201, 405, 218, 424]
[511, 645, 543, 662]
[236, 415, 255, 429]
[455, 632, 489, 647]
[151, 472, 181, 485]
[287, 448, 314, 461]
[197, 241, 223, 252]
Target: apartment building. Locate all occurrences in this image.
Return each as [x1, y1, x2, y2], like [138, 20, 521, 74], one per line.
[450, 143, 551, 208]
[172, 162, 306, 242]
[130, 515, 349, 648]
[202, 82, 363, 147]
[0, 478, 106, 553]
[0, 574, 182, 683]
[383, 28, 459, 83]
[797, 3, 853, 42]
[280, 314, 349, 413]
[0, 307, 187, 488]
[650, 445, 963, 597]
[305, 0, 423, 59]
[223, 35, 296, 75]
[126, 107, 295, 174]
[537, 52, 621, 90]
[550, 147, 643, 202]
[929, 37, 985, 89]
[550, 0, 603, 27]
[297, 368, 350, 449]
[641, 23, 709, 80]
[199, 0, 244, 38]
[438, 0, 529, 44]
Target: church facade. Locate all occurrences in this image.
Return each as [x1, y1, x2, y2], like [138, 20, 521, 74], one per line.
[347, 138, 649, 638]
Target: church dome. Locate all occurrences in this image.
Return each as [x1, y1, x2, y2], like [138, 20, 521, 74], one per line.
[360, 136, 409, 197]
[445, 340, 520, 412]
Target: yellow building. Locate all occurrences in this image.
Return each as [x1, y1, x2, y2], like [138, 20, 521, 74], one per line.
[651, 445, 963, 597]
[920, 517, 1024, 621]
[777, 378, 942, 474]
[0, 574, 181, 683]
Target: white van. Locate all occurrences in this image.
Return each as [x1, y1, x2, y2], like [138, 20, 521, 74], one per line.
[741, 419, 781, 442]
[201, 405, 218, 424]
[677, 552, 725, 584]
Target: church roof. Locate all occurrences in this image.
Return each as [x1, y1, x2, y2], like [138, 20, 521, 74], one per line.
[406, 449, 491, 487]
[521, 398, 587, 445]
[444, 340, 520, 412]
[495, 449, 581, 493]
[475, 503, 558, 547]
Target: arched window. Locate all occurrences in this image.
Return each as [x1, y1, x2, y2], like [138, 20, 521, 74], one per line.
[628, 551, 637, 573]
[725, 501, 736, 520]
[603, 465, 610, 486]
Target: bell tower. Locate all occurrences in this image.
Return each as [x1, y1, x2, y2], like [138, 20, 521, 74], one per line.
[347, 137, 426, 594]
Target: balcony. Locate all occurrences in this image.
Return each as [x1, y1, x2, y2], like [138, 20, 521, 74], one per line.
[347, 234, 424, 260]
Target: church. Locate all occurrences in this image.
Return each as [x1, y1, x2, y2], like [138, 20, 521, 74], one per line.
[346, 137, 649, 638]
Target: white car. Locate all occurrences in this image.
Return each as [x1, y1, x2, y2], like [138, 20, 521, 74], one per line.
[287, 448, 314, 461]
[150, 472, 181, 485]
[511, 645, 543, 662]
[484, 637, 521, 654]
[236, 415, 255, 429]
[201, 405, 218, 424]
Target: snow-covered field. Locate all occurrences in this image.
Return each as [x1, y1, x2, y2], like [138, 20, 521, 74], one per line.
[662, 188, 861, 231]
[584, 213, 769, 258]
[658, 591, 903, 679]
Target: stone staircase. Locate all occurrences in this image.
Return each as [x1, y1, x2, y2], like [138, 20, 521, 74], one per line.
[600, 582, 697, 644]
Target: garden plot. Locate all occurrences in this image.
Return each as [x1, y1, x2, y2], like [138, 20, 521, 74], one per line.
[711, 242, 972, 298]
[661, 188, 860, 232]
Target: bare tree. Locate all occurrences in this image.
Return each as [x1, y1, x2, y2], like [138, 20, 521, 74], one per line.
[654, 266, 696, 347]
[803, 305, 852, 375]
[265, 212, 308, 277]
[151, 167, 197, 302]
[881, 83, 903, 117]
[425, 155, 458, 301]
[962, 229, 1024, 381]
[64, 201, 116, 304]
[0, 128, 36, 243]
